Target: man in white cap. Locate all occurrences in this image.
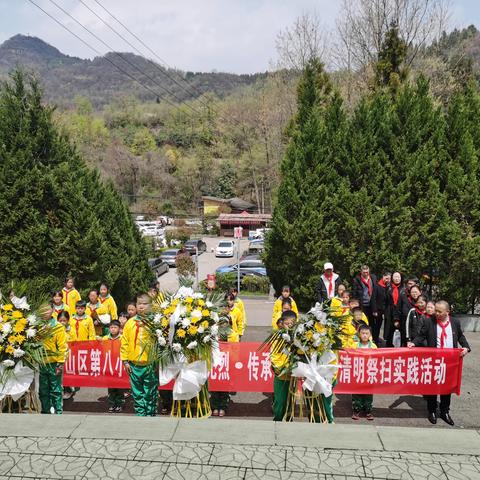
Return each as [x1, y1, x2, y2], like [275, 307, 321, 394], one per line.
[317, 262, 341, 303]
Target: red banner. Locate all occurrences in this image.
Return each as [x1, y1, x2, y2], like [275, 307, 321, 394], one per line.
[63, 341, 463, 395]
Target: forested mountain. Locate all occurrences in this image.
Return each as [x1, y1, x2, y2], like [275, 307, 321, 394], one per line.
[0, 35, 266, 107]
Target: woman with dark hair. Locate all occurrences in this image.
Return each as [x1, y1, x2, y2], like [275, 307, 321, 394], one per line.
[52, 290, 70, 319]
[405, 295, 427, 345]
[86, 289, 109, 337]
[384, 272, 407, 347]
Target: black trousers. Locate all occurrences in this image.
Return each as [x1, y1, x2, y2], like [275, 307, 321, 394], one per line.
[426, 394, 451, 414]
[363, 305, 381, 343]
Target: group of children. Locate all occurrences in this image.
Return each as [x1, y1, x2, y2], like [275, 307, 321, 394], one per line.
[39, 278, 248, 417]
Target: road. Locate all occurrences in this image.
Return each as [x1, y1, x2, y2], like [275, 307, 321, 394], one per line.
[156, 236, 251, 291]
[65, 237, 480, 429]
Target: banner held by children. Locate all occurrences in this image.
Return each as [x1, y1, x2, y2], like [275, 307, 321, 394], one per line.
[63, 341, 463, 395]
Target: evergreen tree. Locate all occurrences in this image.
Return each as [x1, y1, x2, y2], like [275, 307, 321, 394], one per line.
[0, 70, 152, 305]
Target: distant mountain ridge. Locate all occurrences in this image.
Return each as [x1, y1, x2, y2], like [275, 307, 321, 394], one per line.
[0, 34, 266, 107]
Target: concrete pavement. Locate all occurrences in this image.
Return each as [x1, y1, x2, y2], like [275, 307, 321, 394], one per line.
[0, 414, 479, 479]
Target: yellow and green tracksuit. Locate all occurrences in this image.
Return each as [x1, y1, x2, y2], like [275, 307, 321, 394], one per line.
[103, 333, 125, 408]
[40, 318, 68, 414]
[52, 303, 70, 320]
[69, 315, 96, 342]
[62, 288, 81, 317]
[352, 341, 377, 413]
[100, 294, 118, 320]
[272, 297, 299, 329]
[270, 339, 291, 421]
[120, 316, 158, 416]
[87, 302, 109, 337]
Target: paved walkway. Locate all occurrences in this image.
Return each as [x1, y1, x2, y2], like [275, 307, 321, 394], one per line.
[0, 414, 480, 479]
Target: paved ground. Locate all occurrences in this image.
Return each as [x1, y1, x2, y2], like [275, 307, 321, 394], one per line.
[0, 414, 479, 479]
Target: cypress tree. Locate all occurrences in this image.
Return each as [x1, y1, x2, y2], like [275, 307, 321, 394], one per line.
[0, 70, 152, 305]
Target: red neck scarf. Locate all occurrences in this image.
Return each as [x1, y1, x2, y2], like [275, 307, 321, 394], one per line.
[360, 275, 373, 296]
[437, 316, 450, 348]
[100, 295, 109, 304]
[324, 272, 334, 296]
[415, 307, 425, 316]
[134, 319, 142, 347]
[75, 318, 81, 337]
[392, 283, 400, 305]
[378, 279, 387, 288]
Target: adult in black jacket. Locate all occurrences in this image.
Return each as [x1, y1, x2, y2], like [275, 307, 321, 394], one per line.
[374, 272, 391, 343]
[408, 300, 470, 426]
[352, 265, 378, 339]
[384, 272, 407, 347]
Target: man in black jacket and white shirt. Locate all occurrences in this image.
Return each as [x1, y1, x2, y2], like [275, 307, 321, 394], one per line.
[408, 300, 470, 426]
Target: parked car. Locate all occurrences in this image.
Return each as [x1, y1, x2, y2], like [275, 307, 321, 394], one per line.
[215, 240, 235, 258]
[160, 248, 188, 267]
[148, 258, 169, 277]
[248, 239, 264, 253]
[216, 259, 267, 277]
[184, 239, 207, 255]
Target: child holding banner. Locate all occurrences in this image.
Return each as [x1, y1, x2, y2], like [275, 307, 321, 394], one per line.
[103, 320, 125, 413]
[120, 294, 158, 417]
[39, 305, 68, 414]
[351, 324, 377, 421]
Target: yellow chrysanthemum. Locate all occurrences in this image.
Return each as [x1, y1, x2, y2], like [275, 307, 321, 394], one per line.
[8, 335, 16, 344]
[186, 306, 192, 313]
[296, 348, 305, 355]
[185, 297, 193, 304]
[197, 299, 205, 307]
[314, 322, 325, 333]
[11, 310, 23, 319]
[188, 325, 198, 335]
[201, 320, 209, 329]
[15, 334, 25, 345]
[190, 316, 200, 325]
[13, 321, 27, 333]
[2, 304, 13, 311]
[305, 330, 313, 341]
[5, 345, 14, 354]
[201, 309, 210, 317]
[177, 329, 186, 338]
[161, 318, 169, 328]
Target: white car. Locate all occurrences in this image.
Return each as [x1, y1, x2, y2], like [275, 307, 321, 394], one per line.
[215, 240, 235, 258]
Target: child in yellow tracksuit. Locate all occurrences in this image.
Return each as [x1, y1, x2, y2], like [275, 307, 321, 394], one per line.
[352, 324, 377, 421]
[69, 300, 96, 341]
[103, 320, 125, 413]
[272, 286, 298, 325]
[99, 283, 118, 320]
[211, 294, 240, 417]
[120, 294, 158, 417]
[52, 290, 70, 320]
[272, 297, 294, 330]
[86, 289, 109, 337]
[271, 310, 297, 421]
[40, 305, 68, 414]
[62, 277, 81, 317]
[230, 287, 246, 339]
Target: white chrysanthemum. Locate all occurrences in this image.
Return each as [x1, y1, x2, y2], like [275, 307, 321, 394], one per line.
[281, 333, 291, 342]
[193, 292, 204, 299]
[13, 348, 25, 358]
[26, 328, 36, 338]
[296, 324, 305, 335]
[197, 326, 205, 334]
[181, 318, 191, 328]
[2, 359, 15, 367]
[191, 309, 202, 319]
[205, 301, 213, 308]
[160, 301, 169, 309]
[175, 286, 194, 299]
[1, 323, 12, 334]
[210, 324, 218, 335]
[202, 335, 211, 343]
[153, 314, 162, 324]
[186, 341, 198, 349]
[172, 343, 182, 352]
[212, 312, 219, 322]
[27, 314, 37, 326]
[305, 319, 314, 328]
[157, 336, 166, 347]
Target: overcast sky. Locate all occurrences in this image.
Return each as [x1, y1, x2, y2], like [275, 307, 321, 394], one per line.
[0, 0, 479, 73]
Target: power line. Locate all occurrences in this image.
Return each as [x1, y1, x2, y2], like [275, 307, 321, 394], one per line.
[46, 0, 206, 119]
[87, 0, 244, 128]
[27, 0, 201, 119]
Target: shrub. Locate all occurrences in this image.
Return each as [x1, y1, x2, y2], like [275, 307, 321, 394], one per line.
[241, 275, 270, 294]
